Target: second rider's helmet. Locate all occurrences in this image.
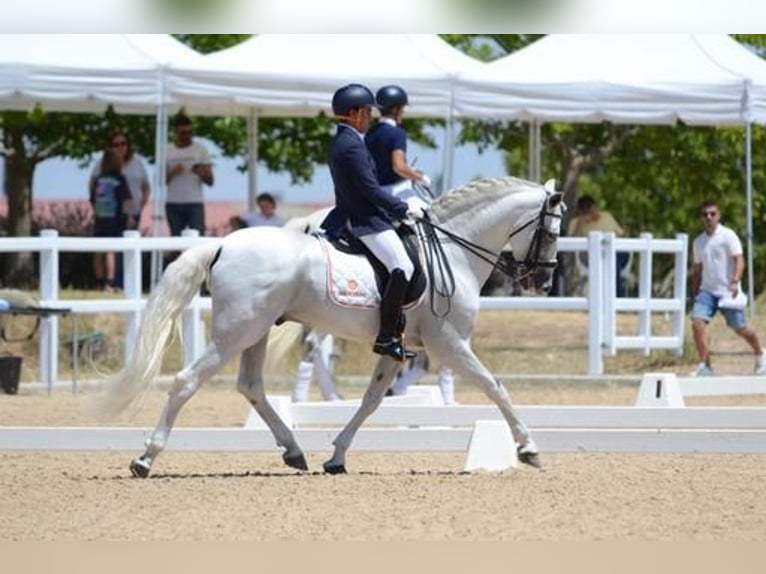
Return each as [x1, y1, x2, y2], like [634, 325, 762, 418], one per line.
[376, 85, 409, 112]
[332, 83, 376, 116]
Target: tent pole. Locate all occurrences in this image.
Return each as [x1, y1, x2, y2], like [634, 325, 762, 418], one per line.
[247, 109, 259, 211]
[528, 120, 541, 182]
[746, 120, 755, 318]
[150, 75, 169, 288]
[441, 116, 456, 195]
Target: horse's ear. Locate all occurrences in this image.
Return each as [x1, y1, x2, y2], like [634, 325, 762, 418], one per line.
[546, 192, 564, 209]
[543, 179, 557, 192]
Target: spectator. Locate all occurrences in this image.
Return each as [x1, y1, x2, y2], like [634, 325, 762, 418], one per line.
[237, 192, 286, 228]
[89, 130, 151, 288]
[690, 200, 766, 376]
[165, 114, 214, 236]
[568, 194, 630, 297]
[90, 149, 134, 292]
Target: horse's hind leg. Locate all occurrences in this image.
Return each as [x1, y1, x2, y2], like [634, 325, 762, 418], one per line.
[427, 336, 541, 469]
[130, 342, 231, 478]
[323, 355, 400, 474]
[237, 337, 307, 471]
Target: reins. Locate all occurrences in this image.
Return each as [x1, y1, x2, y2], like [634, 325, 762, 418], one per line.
[416, 202, 561, 317]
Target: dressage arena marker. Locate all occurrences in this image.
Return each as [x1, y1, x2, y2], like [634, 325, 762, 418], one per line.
[463, 420, 519, 472]
[635, 373, 766, 407]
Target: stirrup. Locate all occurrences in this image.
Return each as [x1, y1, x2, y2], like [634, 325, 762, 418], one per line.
[373, 338, 416, 362]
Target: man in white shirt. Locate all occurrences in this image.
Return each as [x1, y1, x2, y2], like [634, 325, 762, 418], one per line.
[165, 114, 214, 236]
[690, 200, 766, 376]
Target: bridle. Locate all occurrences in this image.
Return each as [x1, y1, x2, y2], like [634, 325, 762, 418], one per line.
[417, 198, 562, 317]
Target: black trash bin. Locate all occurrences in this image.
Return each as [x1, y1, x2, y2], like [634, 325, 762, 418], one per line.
[0, 355, 22, 395]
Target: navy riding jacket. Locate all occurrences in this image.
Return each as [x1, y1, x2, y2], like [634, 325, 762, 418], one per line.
[321, 124, 409, 239]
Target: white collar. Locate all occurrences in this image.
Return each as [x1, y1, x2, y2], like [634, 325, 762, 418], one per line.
[338, 123, 365, 141]
[379, 117, 397, 127]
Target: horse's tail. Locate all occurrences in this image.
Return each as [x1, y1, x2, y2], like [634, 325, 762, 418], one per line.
[98, 242, 221, 415]
[264, 321, 304, 374]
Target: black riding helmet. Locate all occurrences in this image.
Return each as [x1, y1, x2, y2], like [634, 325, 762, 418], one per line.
[376, 85, 408, 113]
[332, 83, 376, 116]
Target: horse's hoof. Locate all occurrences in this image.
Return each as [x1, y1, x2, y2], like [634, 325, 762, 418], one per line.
[283, 451, 309, 471]
[129, 458, 151, 478]
[323, 462, 347, 475]
[518, 451, 543, 469]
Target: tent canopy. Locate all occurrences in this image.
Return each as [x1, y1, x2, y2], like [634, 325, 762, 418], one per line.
[0, 34, 201, 114]
[454, 34, 766, 125]
[167, 34, 486, 118]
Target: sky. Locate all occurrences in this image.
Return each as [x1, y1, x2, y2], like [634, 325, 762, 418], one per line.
[15, 130, 507, 205]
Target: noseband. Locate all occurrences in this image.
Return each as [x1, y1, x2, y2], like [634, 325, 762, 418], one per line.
[507, 204, 562, 279]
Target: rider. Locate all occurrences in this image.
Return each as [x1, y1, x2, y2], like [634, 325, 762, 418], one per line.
[365, 85, 431, 200]
[321, 83, 425, 362]
[365, 85, 455, 403]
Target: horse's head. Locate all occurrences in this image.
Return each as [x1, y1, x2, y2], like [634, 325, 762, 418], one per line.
[506, 186, 565, 295]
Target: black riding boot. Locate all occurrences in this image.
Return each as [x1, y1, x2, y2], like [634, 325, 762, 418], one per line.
[373, 268, 416, 362]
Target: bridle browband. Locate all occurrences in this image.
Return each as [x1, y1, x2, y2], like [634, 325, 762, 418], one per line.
[417, 198, 562, 317]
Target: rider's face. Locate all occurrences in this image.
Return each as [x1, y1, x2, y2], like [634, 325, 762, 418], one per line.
[349, 106, 372, 133]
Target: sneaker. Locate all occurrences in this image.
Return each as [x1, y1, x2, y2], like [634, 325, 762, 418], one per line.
[690, 363, 714, 377]
[755, 353, 766, 375]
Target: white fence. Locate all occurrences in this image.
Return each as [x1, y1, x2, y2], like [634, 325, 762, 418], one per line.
[0, 229, 688, 386]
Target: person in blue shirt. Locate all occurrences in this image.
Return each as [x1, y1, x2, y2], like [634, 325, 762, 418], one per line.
[90, 148, 134, 291]
[365, 85, 431, 200]
[321, 83, 426, 362]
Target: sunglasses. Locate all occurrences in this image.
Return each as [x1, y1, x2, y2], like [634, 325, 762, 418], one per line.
[111, 140, 127, 147]
[701, 211, 719, 218]
[177, 129, 193, 136]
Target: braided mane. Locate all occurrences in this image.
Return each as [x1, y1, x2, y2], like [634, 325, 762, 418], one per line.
[428, 176, 540, 223]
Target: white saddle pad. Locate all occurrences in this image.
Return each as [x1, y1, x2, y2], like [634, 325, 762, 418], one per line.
[318, 236, 382, 309]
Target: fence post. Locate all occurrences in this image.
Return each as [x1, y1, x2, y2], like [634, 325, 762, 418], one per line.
[673, 233, 689, 355]
[638, 233, 654, 356]
[587, 231, 604, 375]
[38, 229, 59, 391]
[122, 230, 142, 362]
[603, 232, 617, 356]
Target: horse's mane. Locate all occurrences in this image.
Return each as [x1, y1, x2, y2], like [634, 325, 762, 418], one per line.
[428, 176, 540, 223]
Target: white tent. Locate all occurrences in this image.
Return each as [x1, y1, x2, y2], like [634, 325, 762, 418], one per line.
[168, 34, 484, 119]
[455, 34, 766, 312]
[0, 34, 200, 113]
[166, 34, 487, 199]
[454, 34, 766, 124]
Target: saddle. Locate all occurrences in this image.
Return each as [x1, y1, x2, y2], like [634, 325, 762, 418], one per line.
[317, 224, 426, 309]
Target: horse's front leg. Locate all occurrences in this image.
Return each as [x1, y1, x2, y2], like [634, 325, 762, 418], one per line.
[427, 335, 542, 469]
[323, 355, 400, 474]
[237, 337, 307, 471]
[130, 342, 229, 478]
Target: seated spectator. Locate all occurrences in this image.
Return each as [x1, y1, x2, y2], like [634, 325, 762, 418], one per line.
[568, 194, 630, 297]
[237, 192, 286, 228]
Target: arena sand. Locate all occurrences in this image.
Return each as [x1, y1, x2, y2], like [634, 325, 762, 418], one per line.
[1, 382, 765, 541]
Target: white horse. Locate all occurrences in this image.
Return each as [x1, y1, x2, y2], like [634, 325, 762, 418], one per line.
[102, 176, 564, 477]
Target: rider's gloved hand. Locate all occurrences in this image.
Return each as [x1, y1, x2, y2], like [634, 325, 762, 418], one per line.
[419, 174, 432, 189]
[406, 196, 429, 220]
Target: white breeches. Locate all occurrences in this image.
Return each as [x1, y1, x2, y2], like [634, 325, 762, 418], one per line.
[359, 228, 414, 281]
